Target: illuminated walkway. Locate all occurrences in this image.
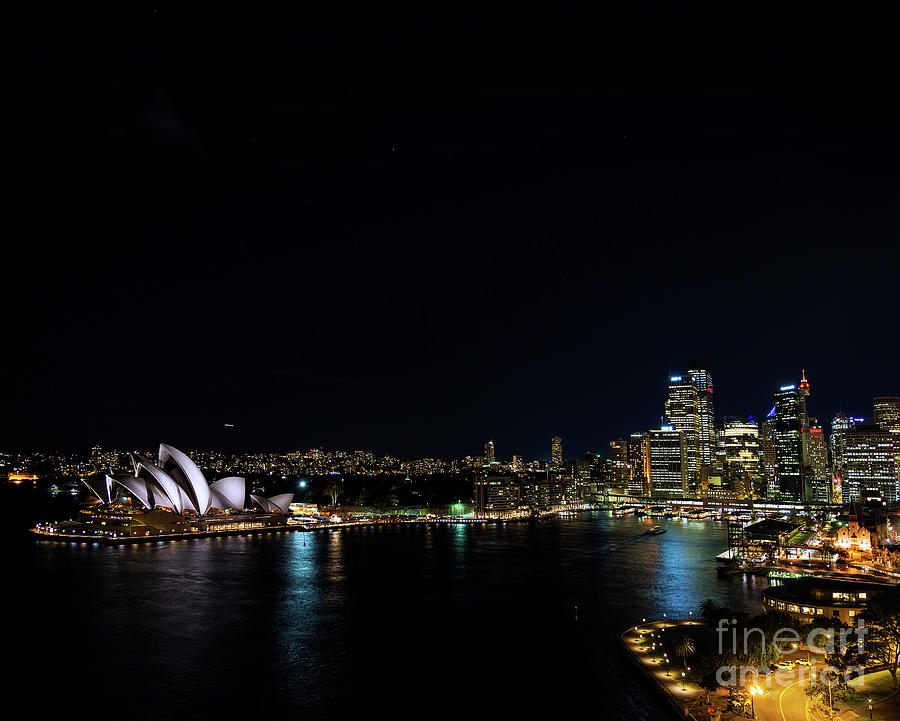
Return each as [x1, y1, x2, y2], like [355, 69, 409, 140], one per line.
[621, 619, 832, 721]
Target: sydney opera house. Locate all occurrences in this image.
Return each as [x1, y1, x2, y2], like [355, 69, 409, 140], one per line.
[36, 444, 294, 541]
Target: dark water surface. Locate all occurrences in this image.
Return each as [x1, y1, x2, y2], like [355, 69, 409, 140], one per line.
[10, 503, 767, 720]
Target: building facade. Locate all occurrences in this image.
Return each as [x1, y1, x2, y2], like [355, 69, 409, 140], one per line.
[648, 428, 687, 498]
[839, 424, 900, 503]
[773, 384, 804, 501]
[551, 435, 563, 469]
[665, 375, 700, 493]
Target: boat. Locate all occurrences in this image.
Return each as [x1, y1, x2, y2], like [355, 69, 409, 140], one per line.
[649, 527, 667, 535]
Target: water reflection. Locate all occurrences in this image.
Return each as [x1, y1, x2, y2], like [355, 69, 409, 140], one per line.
[13, 512, 765, 721]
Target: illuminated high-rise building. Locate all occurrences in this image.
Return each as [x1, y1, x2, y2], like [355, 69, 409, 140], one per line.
[551, 435, 563, 468]
[773, 383, 804, 501]
[874, 396, 900, 433]
[831, 412, 866, 473]
[759, 408, 778, 498]
[719, 416, 760, 492]
[664, 375, 700, 493]
[610, 439, 629, 486]
[628, 432, 649, 496]
[687, 367, 716, 476]
[839, 425, 900, 503]
[802, 420, 830, 501]
[648, 427, 687, 498]
[484, 440, 495, 465]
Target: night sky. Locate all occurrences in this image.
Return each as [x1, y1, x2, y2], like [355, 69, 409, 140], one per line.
[4, 5, 899, 459]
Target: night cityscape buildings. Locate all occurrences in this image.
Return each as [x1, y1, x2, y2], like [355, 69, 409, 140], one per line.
[6, 370, 897, 510]
[6, 6, 900, 721]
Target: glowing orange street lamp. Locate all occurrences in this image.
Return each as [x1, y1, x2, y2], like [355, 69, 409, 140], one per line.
[749, 685, 762, 718]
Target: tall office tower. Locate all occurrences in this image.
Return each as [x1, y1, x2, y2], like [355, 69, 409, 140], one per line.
[839, 425, 900, 503]
[665, 375, 700, 493]
[648, 427, 687, 498]
[797, 369, 811, 427]
[719, 416, 761, 491]
[628, 432, 649, 496]
[551, 435, 563, 468]
[759, 409, 778, 499]
[510, 455, 522, 471]
[484, 440, 496, 465]
[830, 413, 866, 473]
[687, 368, 716, 475]
[609, 439, 630, 486]
[874, 396, 900, 433]
[802, 420, 830, 501]
[773, 384, 805, 501]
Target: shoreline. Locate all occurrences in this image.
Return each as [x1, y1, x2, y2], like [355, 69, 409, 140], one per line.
[620, 620, 705, 720]
[28, 509, 571, 545]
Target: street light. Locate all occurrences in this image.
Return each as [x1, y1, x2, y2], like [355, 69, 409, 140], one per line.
[681, 672, 685, 691]
[749, 685, 762, 719]
[666, 659, 670, 676]
[868, 698, 873, 719]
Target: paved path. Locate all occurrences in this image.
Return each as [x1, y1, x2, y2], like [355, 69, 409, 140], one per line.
[622, 620, 828, 721]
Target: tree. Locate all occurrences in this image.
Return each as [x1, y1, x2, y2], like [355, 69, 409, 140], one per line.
[699, 598, 720, 624]
[867, 587, 900, 687]
[673, 632, 695, 668]
[325, 478, 343, 506]
[805, 641, 861, 714]
[820, 542, 838, 562]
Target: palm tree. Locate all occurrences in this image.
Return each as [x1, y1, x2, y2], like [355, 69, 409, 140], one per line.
[672, 632, 695, 669]
[699, 598, 720, 624]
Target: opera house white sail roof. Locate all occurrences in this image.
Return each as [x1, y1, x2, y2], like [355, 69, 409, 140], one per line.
[82, 444, 292, 515]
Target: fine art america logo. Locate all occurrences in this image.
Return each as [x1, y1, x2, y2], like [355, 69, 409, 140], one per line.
[714, 617, 869, 688]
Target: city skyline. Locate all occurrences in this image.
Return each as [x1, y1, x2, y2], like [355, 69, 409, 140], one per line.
[4, 373, 894, 466]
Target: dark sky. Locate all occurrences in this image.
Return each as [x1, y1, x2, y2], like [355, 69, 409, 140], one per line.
[3, 5, 899, 459]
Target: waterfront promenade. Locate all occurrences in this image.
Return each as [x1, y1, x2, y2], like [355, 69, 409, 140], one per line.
[621, 618, 813, 720]
[622, 619, 900, 721]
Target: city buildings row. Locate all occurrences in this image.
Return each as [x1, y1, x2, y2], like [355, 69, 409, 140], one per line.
[614, 370, 899, 504]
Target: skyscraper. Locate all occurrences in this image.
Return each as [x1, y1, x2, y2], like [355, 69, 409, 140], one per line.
[610, 439, 629, 487]
[839, 425, 900, 503]
[759, 408, 778, 498]
[664, 375, 700, 493]
[648, 427, 687, 498]
[802, 420, 830, 501]
[719, 416, 760, 492]
[831, 412, 866, 474]
[628, 432, 649, 496]
[551, 435, 563, 468]
[874, 396, 900, 433]
[687, 367, 715, 477]
[484, 440, 495, 465]
[773, 384, 804, 501]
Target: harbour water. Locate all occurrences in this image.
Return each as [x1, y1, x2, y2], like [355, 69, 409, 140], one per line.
[8, 493, 768, 720]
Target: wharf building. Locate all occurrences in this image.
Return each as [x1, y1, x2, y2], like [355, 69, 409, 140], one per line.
[762, 577, 893, 625]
